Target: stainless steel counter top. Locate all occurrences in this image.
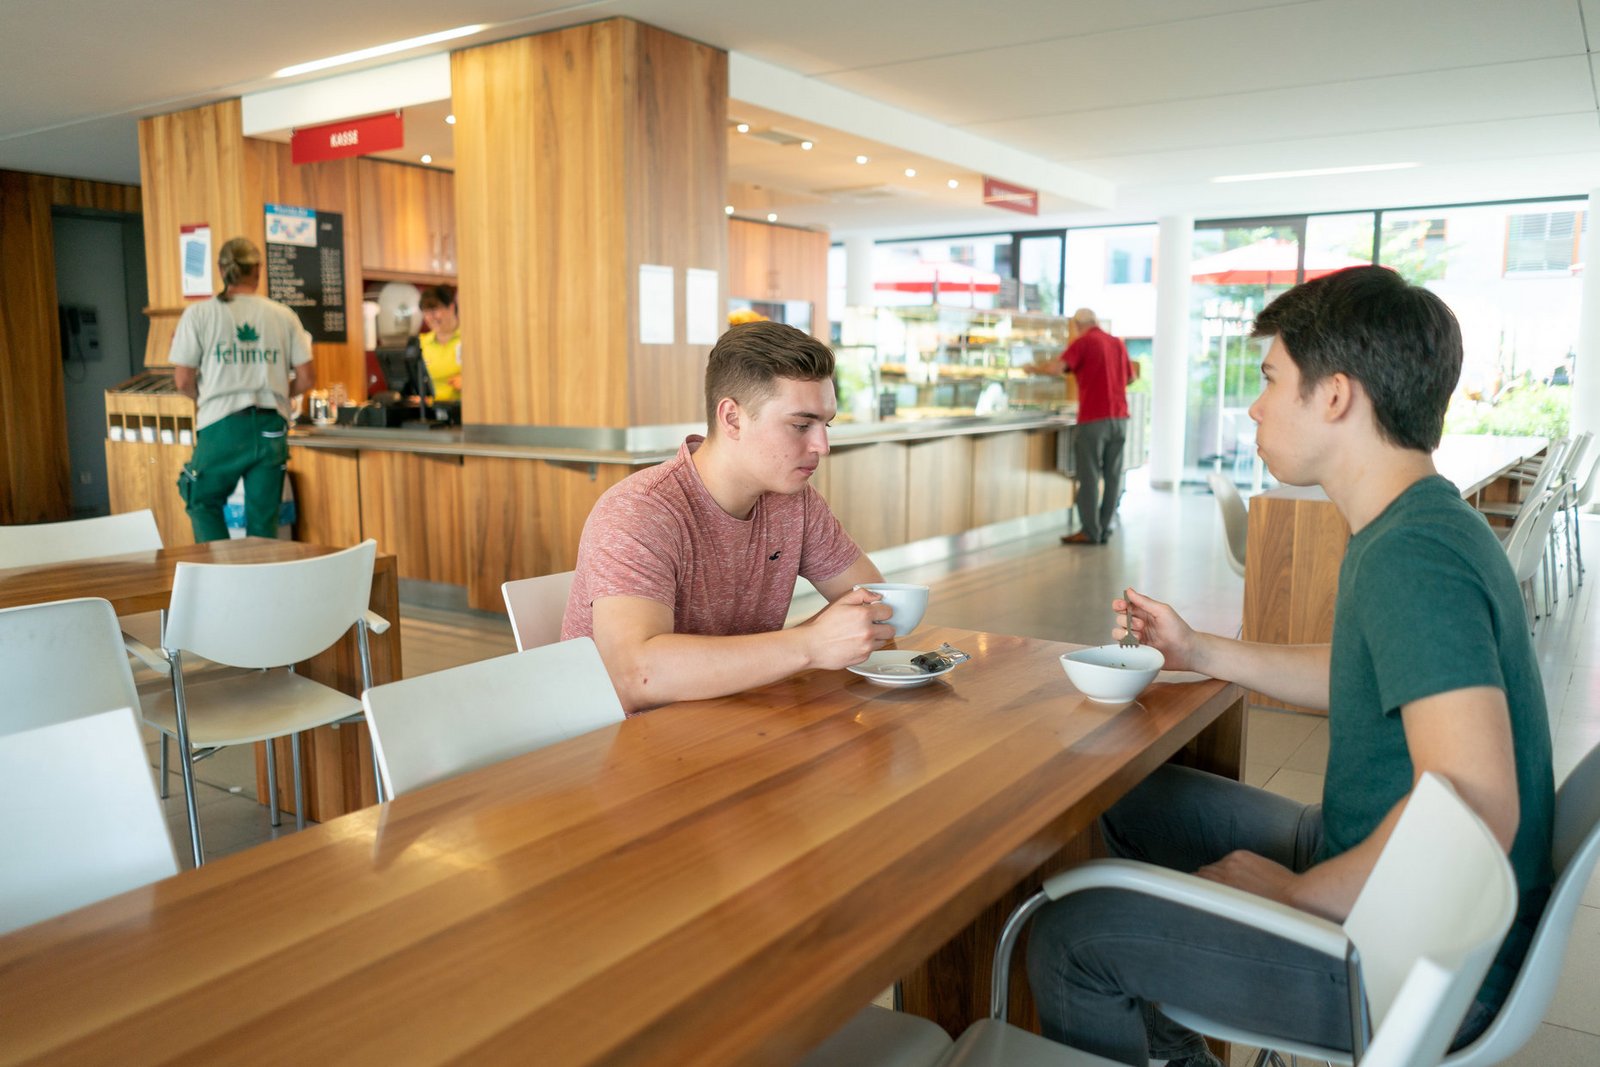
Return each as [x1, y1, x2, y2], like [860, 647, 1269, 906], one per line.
[289, 410, 1077, 465]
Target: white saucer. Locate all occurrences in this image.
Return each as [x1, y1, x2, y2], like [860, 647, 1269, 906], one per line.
[847, 650, 955, 688]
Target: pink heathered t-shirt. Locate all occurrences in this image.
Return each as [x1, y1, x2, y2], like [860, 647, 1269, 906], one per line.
[561, 436, 863, 641]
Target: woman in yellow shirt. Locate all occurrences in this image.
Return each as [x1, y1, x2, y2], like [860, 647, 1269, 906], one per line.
[418, 285, 462, 402]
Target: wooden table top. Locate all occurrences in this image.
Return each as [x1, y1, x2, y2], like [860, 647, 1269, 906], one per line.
[0, 538, 347, 614]
[0, 625, 1241, 1066]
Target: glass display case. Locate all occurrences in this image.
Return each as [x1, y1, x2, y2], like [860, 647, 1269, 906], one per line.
[837, 305, 1072, 421]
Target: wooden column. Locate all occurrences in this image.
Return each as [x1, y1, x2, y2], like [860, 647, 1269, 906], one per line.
[451, 18, 728, 428]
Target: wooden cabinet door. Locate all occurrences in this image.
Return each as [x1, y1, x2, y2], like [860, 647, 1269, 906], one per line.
[427, 168, 457, 276]
[359, 160, 455, 276]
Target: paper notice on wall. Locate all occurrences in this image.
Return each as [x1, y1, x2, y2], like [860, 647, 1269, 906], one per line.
[685, 268, 720, 345]
[180, 224, 211, 298]
[639, 264, 675, 345]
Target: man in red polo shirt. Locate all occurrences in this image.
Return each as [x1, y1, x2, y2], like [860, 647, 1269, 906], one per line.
[1059, 308, 1138, 544]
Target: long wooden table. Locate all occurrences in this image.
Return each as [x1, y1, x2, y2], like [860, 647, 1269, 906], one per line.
[1242, 433, 1545, 713]
[0, 537, 401, 819]
[0, 623, 1242, 1066]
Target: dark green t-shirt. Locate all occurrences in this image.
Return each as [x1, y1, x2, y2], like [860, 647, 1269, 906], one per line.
[1322, 474, 1554, 1008]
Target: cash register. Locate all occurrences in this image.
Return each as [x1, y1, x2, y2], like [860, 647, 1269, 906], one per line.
[371, 337, 460, 427]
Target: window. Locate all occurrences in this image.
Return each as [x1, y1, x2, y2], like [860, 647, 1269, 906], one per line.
[1505, 211, 1581, 275]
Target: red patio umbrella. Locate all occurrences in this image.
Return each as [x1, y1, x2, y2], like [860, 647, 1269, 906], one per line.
[874, 260, 1002, 294]
[1190, 238, 1370, 286]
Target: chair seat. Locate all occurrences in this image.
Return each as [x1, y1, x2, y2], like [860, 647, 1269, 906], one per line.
[939, 1019, 1123, 1067]
[140, 670, 361, 748]
[797, 1005, 952, 1067]
[1162, 1006, 1351, 1064]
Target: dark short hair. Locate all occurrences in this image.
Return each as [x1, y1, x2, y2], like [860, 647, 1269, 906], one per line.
[704, 321, 835, 429]
[1251, 266, 1462, 451]
[419, 284, 457, 311]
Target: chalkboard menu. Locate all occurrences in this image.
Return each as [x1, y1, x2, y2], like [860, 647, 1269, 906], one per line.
[264, 203, 347, 343]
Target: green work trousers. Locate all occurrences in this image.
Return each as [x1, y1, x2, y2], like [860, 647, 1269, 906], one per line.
[178, 407, 289, 542]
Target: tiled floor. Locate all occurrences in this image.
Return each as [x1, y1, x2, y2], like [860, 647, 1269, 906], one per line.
[134, 471, 1600, 1063]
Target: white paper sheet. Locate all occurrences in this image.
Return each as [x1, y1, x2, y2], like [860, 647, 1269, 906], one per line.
[685, 268, 720, 345]
[180, 224, 211, 298]
[639, 264, 675, 345]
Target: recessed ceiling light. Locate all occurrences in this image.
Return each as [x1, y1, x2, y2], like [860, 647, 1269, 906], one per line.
[272, 24, 487, 78]
[767, 213, 778, 223]
[724, 205, 735, 215]
[1212, 162, 1420, 183]
[800, 140, 814, 151]
[445, 114, 456, 125]
[904, 168, 917, 178]
[947, 179, 960, 189]
[421, 154, 433, 164]
[736, 123, 750, 134]
[855, 155, 869, 165]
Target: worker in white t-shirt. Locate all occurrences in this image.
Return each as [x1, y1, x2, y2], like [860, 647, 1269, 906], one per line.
[170, 236, 314, 541]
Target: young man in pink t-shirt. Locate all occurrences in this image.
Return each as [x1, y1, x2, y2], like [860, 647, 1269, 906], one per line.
[561, 321, 894, 713]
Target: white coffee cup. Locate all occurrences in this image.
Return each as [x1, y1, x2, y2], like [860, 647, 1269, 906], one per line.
[857, 582, 930, 637]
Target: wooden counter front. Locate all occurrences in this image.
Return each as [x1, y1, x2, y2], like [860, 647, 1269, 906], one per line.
[1242, 434, 1545, 713]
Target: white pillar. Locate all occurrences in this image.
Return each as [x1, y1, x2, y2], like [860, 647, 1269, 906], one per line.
[844, 235, 874, 309]
[1149, 215, 1193, 489]
[1571, 187, 1600, 443]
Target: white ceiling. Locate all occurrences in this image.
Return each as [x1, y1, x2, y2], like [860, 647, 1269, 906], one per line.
[5, 0, 1599, 236]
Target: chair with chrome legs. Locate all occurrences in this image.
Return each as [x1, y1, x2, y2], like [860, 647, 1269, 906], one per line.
[135, 540, 389, 866]
[501, 570, 576, 651]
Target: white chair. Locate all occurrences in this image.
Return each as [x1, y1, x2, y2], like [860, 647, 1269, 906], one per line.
[1505, 490, 1562, 630]
[361, 636, 624, 797]
[1437, 741, 1600, 1066]
[0, 597, 142, 736]
[942, 773, 1514, 1067]
[0, 509, 162, 567]
[0, 707, 178, 934]
[501, 570, 576, 650]
[1206, 472, 1248, 579]
[1565, 444, 1600, 585]
[137, 540, 389, 866]
[796, 1005, 953, 1067]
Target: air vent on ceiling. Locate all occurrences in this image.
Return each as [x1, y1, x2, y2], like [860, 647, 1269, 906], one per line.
[814, 184, 900, 202]
[747, 126, 809, 147]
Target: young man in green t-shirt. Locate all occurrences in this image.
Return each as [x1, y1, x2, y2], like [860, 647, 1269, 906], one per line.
[1026, 266, 1555, 1067]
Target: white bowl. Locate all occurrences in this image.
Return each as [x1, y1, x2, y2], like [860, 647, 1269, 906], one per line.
[1060, 644, 1165, 703]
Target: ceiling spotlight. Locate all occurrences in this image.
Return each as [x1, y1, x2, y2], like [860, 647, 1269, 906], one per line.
[947, 178, 959, 189]
[904, 168, 917, 178]
[736, 123, 750, 134]
[421, 153, 433, 164]
[445, 114, 456, 125]
[855, 155, 869, 165]
[724, 205, 735, 215]
[800, 140, 814, 150]
[767, 213, 778, 223]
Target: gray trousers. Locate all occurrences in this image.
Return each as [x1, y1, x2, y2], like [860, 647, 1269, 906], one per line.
[1073, 417, 1128, 542]
[1025, 765, 1342, 1065]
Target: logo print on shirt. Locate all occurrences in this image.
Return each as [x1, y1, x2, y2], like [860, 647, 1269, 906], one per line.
[769, 550, 781, 561]
[236, 323, 260, 342]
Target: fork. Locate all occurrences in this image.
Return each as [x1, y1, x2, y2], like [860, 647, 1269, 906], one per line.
[1119, 587, 1139, 648]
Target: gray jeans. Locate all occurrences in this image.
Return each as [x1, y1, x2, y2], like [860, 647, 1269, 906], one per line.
[1073, 417, 1128, 542]
[1025, 765, 1496, 1065]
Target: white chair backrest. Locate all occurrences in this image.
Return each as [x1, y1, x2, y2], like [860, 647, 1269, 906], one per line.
[0, 707, 178, 934]
[1573, 445, 1600, 510]
[0, 510, 162, 568]
[1522, 437, 1571, 502]
[1560, 432, 1593, 486]
[163, 540, 377, 667]
[1506, 491, 1561, 585]
[1447, 742, 1600, 1065]
[361, 636, 624, 796]
[1343, 773, 1516, 1055]
[1206, 472, 1248, 578]
[0, 598, 140, 736]
[502, 571, 576, 651]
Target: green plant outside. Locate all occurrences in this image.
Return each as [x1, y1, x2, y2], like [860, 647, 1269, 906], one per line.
[1444, 382, 1570, 440]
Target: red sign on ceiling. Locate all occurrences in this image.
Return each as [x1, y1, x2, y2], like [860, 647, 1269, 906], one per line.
[291, 111, 405, 165]
[982, 176, 1039, 216]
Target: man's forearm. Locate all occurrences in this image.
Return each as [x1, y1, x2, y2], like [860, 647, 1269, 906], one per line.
[605, 629, 817, 713]
[1190, 634, 1331, 710]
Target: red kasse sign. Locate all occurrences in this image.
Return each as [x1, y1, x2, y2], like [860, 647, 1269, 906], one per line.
[982, 177, 1039, 216]
[291, 111, 405, 165]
